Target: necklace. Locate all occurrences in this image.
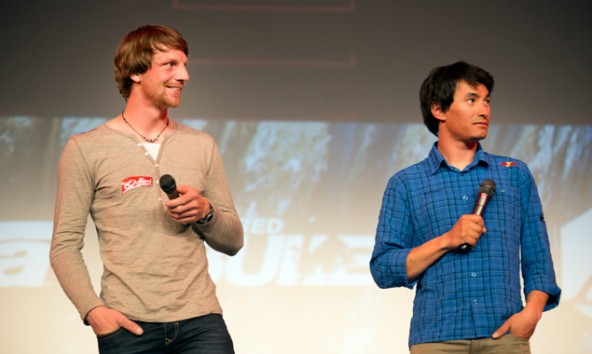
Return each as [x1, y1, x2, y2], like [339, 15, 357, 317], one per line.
[121, 111, 169, 143]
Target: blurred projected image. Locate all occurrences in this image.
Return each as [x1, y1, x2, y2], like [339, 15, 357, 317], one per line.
[1, 116, 591, 352]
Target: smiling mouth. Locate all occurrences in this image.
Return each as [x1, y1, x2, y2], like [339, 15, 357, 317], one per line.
[166, 86, 183, 95]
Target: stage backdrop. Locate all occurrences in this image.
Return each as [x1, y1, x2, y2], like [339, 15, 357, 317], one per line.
[1, 1, 591, 353]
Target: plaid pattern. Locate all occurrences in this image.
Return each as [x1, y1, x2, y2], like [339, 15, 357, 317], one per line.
[370, 143, 561, 346]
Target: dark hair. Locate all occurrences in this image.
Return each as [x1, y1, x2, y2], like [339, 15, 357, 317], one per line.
[114, 25, 189, 99]
[419, 61, 494, 136]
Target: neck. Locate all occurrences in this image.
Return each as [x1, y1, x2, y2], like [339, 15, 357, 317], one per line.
[436, 139, 478, 171]
[121, 105, 170, 143]
[124, 98, 169, 125]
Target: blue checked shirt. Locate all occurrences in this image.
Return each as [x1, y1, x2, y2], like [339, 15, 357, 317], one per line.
[370, 143, 561, 347]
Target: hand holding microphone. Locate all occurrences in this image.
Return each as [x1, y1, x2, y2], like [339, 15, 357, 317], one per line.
[159, 174, 213, 224]
[458, 179, 496, 252]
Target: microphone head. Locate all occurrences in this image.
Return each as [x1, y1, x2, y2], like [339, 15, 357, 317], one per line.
[159, 174, 177, 194]
[479, 179, 496, 196]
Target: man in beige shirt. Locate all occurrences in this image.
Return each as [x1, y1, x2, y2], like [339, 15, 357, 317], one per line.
[50, 24, 243, 354]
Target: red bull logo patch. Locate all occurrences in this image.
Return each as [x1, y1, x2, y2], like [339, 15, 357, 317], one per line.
[121, 176, 153, 194]
[500, 161, 517, 167]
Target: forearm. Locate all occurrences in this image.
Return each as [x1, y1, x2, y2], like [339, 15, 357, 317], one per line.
[407, 213, 487, 281]
[524, 290, 549, 318]
[406, 234, 451, 282]
[196, 143, 243, 255]
[50, 235, 104, 321]
[193, 204, 243, 256]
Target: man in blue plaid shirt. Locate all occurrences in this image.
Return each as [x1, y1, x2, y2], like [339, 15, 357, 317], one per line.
[370, 61, 561, 353]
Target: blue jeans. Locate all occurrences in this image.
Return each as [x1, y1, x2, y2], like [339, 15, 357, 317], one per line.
[97, 314, 234, 354]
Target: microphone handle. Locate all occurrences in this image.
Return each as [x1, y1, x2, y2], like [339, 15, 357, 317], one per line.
[472, 193, 489, 215]
[459, 193, 489, 252]
[458, 243, 471, 252]
[166, 190, 180, 199]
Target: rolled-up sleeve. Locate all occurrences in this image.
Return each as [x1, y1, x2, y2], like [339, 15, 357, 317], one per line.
[519, 168, 561, 310]
[370, 174, 415, 289]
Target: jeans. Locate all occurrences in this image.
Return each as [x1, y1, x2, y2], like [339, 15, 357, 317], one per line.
[97, 313, 234, 354]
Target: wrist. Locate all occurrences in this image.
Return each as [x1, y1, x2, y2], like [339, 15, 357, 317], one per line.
[438, 233, 455, 252]
[524, 301, 544, 318]
[84, 305, 107, 326]
[196, 204, 214, 225]
[526, 291, 548, 310]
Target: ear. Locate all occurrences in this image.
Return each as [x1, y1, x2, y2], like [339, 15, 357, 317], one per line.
[130, 73, 141, 83]
[431, 102, 446, 122]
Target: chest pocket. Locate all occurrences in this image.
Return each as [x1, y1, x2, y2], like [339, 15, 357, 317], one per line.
[483, 184, 521, 247]
[410, 183, 473, 246]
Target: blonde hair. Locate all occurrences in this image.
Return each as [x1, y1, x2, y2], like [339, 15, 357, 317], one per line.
[114, 25, 188, 99]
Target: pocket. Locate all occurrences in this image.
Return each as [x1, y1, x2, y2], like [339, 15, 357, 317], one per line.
[97, 327, 125, 340]
[507, 332, 530, 342]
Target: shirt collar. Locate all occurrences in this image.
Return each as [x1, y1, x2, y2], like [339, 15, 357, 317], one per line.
[426, 142, 489, 175]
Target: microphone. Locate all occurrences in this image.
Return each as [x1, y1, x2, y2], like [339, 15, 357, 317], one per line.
[458, 179, 496, 252]
[159, 174, 180, 199]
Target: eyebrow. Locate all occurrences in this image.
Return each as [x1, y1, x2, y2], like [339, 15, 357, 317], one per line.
[155, 55, 187, 65]
[464, 92, 490, 99]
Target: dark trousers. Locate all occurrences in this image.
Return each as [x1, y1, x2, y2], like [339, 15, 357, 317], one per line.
[97, 314, 234, 354]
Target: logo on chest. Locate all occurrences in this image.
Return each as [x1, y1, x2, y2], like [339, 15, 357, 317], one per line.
[121, 176, 153, 194]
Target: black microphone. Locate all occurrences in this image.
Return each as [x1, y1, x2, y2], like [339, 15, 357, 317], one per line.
[160, 174, 190, 226]
[159, 174, 180, 199]
[458, 179, 496, 252]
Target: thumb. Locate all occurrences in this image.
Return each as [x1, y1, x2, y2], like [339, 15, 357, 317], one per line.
[492, 320, 510, 339]
[175, 184, 189, 194]
[120, 317, 144, 336]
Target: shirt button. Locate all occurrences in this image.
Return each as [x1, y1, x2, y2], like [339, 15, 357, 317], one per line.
[471, 272, 477, 278]
[144, 152, 149, 156]
[462, 195, 469, 200]
[158, 197, 162, 202]
[472, 299, 478, 304]
[155, 163, 160, 168]
[137, 142, 142, 147]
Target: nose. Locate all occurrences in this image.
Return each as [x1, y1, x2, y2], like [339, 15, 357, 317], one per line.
[478, 101, 490, 119]
[176, 64, 190, 83]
